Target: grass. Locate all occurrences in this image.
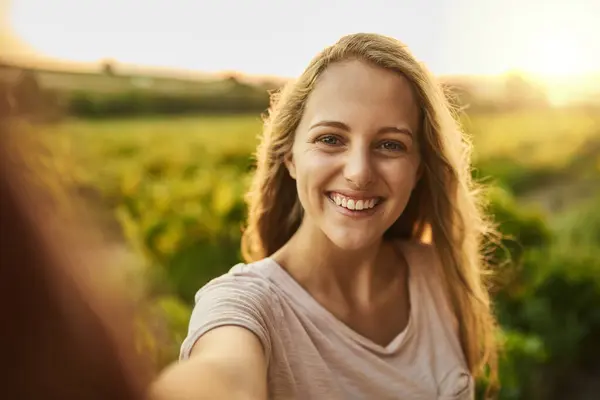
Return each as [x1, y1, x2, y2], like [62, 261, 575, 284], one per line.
[43, 114, 264, 154]
[464, 108, 600, 168]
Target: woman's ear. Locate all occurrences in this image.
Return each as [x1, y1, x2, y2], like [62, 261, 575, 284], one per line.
[284, 153, 296, 180]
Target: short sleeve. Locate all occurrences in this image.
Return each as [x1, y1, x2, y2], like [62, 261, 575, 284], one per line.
[178, 268, 273, 363]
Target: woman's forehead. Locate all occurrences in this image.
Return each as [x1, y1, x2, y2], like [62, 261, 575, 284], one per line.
[300, 60, 421, 133]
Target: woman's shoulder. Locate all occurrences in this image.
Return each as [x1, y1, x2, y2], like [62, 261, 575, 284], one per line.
[192, 258, 279, 304]
[180, 258, 280, 362]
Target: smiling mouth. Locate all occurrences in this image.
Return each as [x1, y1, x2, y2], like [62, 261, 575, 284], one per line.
[327, 191, 383, 212]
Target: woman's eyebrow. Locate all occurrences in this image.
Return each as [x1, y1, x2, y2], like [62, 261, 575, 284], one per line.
[309, 120, 413, 137]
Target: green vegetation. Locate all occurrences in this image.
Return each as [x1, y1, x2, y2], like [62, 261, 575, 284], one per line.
[0, 64, 275, 118]
[36, 106, 600, 399]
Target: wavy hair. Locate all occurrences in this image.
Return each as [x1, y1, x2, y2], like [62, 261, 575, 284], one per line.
[241, 33, 498, 390]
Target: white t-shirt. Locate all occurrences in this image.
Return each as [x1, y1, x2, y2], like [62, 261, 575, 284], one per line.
[180, 240, 474, 399]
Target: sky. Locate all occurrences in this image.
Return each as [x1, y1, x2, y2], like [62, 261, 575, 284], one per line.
[5, 0, 600, 78]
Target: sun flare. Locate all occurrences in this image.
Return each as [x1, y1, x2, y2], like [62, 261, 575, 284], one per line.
[519, 30, 589, 78]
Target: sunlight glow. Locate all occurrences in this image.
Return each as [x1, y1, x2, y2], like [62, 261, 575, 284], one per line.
[519, 30, 590, 78]
[8, 0, 600, 79]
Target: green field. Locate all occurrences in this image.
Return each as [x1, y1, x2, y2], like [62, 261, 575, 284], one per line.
[44, 109, 600, 213]
[36, 110, 600, 399]
[47, 110, 599, 163]
[467, 108, 599, 167]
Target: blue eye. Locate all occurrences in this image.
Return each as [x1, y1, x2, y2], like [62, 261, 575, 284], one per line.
[380, 141, 406, 151]
[318, 135, 341, 145]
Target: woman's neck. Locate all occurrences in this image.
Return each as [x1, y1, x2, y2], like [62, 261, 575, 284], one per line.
[272, 220, 406, 307]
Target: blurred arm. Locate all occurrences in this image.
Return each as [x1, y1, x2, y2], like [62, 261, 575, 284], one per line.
[149, 326, 268, 400]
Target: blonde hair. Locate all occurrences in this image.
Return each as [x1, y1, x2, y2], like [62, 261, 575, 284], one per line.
[241, 33, 498, 391]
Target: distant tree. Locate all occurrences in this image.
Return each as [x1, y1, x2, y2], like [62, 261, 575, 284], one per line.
[12, 70, 43, 116]
[223, 72, 241, 86]
[102, 59, 117, 76]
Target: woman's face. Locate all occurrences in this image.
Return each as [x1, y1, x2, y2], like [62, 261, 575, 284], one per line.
[286, 59, 422, 251]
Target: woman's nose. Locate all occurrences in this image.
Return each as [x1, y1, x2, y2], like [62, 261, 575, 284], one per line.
[343, 147, 374, 190]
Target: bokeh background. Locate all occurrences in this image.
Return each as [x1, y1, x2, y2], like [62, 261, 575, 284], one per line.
[2, 0, 600, 399]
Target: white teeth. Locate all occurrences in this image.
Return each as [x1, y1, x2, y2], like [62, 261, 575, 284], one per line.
[329, 193, 379, 211]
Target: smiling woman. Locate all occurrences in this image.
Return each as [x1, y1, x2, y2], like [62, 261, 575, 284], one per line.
[151, 33, 499, 400]
[283, 59, 422, 252]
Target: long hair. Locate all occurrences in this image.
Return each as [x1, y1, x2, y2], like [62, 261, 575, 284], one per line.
[0, 109, 152, 397]
[241, 33, 498, 389]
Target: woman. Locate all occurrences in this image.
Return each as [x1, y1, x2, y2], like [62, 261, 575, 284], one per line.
[152, 32, 498, 399]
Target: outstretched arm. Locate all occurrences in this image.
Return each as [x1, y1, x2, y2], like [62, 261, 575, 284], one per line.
[149, 326, 268, 400]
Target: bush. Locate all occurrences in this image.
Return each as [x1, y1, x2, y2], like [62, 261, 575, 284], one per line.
[485, 190, 600, 399]
[67, 84, 270, 118]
